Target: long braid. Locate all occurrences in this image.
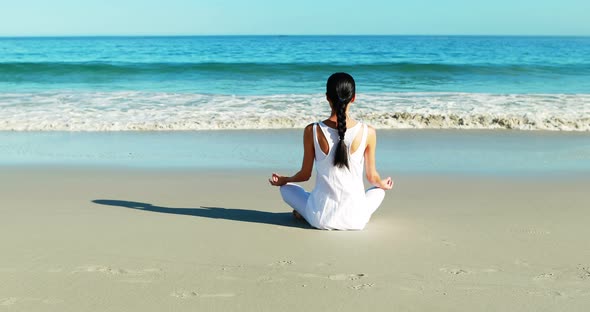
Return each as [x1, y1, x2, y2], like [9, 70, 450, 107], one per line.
[326, 72, 355, 169]
[334, 98, 349, 168]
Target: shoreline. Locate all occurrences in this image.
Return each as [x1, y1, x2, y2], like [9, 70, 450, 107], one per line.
[1, 129, 589, 175]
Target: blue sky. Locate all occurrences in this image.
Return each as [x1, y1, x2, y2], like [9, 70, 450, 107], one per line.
[0, 0, 588, 36]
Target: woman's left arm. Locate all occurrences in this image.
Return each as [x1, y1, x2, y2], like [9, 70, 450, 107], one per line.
[269, 123, 315, 186]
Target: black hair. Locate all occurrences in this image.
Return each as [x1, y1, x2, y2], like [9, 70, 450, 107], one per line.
[326, 72, 356, 169]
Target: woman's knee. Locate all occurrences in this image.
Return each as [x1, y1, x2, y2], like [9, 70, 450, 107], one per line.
[366, 186, 385, 197]
[280, 183, 301, 200]
[279, 183, 308, 211]
[279, 183, 293, 198]
[366, 187, 386, 210]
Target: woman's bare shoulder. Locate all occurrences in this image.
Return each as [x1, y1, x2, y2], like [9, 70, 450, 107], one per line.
[304, 123, 316, 132]
[365, 124, 377, 137]
[303, 123, 316, 138]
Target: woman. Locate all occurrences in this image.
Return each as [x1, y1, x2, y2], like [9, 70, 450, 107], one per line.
[269, 73, 393, 230]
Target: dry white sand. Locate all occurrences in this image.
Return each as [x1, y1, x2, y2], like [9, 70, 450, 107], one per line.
[1, 167, 589, 311]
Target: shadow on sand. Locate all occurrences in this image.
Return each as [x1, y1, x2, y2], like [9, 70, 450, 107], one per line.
[92, 199, 312, 229]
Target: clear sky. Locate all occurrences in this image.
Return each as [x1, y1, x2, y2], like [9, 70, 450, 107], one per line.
[0, 0, 589, 36]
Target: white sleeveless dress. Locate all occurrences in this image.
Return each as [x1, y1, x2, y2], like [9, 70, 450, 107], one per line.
[298, 121, 376, 230]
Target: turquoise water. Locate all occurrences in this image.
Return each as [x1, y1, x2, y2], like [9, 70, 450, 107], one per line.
[0, 36, 589, 131]
[1, 36, 589, 94]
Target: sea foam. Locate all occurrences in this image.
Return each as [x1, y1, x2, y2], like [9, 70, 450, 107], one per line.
[0, 91, 588, 131]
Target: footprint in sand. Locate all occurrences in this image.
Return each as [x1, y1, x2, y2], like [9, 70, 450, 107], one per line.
[533, 272, 557, 281]
[270, 260, 295, 266]
[329, 273, 365, 281]
[171, 290, 235, 299]
[577, 265, 590, 280]
[439, 267, 470, 275]
[439, 267, 497, 275]
[171, 290, 199, 299]
[73, 265, 162, 276]
[350, 283, 375, 290]
[73, 265, 128, 275]
[200, 293, 236, 298]
[220, 264, 244, 272]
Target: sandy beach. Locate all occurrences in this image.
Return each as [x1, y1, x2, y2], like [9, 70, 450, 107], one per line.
[2, 12, 589, 312]
[1, 167, 589, 311]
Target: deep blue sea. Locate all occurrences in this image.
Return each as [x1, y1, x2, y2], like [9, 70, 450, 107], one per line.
[0, 36, 589, 131]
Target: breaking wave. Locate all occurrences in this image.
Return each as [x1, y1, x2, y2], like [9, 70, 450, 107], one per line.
[0, 91, 588, 131]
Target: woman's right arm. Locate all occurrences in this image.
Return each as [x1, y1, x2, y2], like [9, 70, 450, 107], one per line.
[364, 126, 393, 190]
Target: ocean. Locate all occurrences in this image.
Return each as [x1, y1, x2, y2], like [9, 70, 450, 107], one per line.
[1, 35, 589, 131]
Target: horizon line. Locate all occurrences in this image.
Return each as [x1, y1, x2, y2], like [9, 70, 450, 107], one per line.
[1, 34, 589, 39]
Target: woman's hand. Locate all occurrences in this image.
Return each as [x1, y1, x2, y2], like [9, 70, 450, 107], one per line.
[380, 177, 394, 190]
[269, 173, 288, 186]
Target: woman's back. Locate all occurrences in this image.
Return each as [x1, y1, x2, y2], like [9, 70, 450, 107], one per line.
[303, 121, 371, 230]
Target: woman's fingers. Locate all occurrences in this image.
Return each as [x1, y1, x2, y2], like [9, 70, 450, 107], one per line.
[269, 173, 283, 186]
[381, 177, 393, 190]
